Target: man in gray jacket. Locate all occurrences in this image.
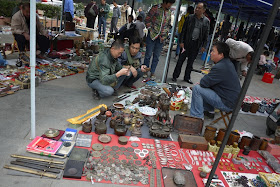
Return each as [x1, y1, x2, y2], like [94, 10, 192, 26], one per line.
[110, 1, 121, 33]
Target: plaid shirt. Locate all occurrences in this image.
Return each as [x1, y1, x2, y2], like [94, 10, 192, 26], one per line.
[145, 4, 172, 43]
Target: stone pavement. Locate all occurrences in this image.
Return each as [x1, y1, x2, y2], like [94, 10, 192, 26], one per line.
[0, 33, 280, 186]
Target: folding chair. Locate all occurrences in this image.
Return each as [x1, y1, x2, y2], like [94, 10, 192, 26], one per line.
[209, 111, 232, 128]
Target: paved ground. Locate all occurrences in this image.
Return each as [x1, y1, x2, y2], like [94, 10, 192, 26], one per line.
[1, 32, 280, 187]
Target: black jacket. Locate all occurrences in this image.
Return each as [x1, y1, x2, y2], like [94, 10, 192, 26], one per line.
[179, 14, 210, 49]
[200, 58, 241, 109]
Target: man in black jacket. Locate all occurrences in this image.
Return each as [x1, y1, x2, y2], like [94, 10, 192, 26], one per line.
[172, 2, 209, 84]
[190, 42, 241, 119]
[84, 0, 98, 29]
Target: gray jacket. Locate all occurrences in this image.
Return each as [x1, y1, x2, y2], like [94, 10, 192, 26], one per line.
[112, 6, 121, 18]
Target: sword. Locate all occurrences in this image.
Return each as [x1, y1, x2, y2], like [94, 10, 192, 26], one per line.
[11, 161, 61, 174]
[4, 165, 58, 179]
[15, 158, 64, 169]
[11, 155, 65, 165]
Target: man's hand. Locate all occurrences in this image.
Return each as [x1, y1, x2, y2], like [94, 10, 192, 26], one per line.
[179, 43, 184, 49]
[200, 47, 205, 53]
[116, 68, 130, 77]
[141, 65, 149, 72]
[130, 66, 137, 77]
[44, 33, 51, 39]
[242, 70, 247, 77]
[23, 33, 30, 41]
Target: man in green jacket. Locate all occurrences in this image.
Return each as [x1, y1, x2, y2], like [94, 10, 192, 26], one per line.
[86, 40, 130, 99]
[98, 0, 110, 36]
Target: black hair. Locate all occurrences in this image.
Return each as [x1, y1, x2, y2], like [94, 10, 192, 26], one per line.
[163, 0, 176, 4]
[187, 6, 194, 14]
[129, 37, 141, 46]
[197, 2, 207, 10]
[263, 51, 270, 56]
[111, 39, 124, 49]
[213, 41, 230, 58]
[248, 51, 254, 60]
[128, 15, 134, 20]
[137, 15, 143, 22]
[22, 3, 30, 10]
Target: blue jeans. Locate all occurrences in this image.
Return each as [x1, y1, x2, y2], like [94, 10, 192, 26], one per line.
[144, 33, 164, 74]
[98, 16, 106, 35]
[114, 68, 143, 89]
[87, 80, 114, 98]
[175, 33, 180, 56]
[190, 85, 232, 119]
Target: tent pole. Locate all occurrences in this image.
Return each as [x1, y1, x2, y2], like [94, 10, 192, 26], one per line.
[161, 0, 182, 83]
[205, 0, 280, 186]
[203, 0, 225, 67]
[233, 8, 241, 38]
[131, 0, 135, 16]
[30, 0, 36, 139]
[59, 0, 65, 32]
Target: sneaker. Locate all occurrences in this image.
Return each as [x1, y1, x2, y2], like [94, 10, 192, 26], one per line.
[92, 89, 100, 100]
[150, 74, 156, 80]
[204, 111, 215, 119]
[143, 72, 148, 78]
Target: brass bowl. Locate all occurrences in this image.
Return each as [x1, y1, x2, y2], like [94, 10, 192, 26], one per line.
[113, 103, 124, 109]
[44, 129, 59, 138]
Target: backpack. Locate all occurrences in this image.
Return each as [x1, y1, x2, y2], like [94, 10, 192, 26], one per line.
[88, 4, 97, 17]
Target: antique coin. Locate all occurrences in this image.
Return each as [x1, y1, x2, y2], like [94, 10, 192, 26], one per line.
[113, 155, 119, 159]
[112, 146, 119, 151]
[127, 147, 134, 152]
[124, 152, 131, 156]
[104, 146, 111, 150]
[92, 151, 102, 158]
[92, 143, 104, 151]
[135, 160, 142, 165]
[101, 150, 109, 155]
[117, 151, 123, 155]
[98, 134, 112, 144]
[120, 147, 126, 151]
[131, 142, 139, 147]
[109, 151, 117, 155]
[101, 155, 108, 160]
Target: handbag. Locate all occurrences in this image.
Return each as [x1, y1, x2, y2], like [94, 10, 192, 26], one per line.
[89, 4, 97, 17]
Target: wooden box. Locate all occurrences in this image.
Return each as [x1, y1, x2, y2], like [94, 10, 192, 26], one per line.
[173, 114, 203, 135]
[178, 134, 208, 150]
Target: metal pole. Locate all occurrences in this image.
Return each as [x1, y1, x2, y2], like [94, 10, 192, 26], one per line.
[59, 0, 65, 32]
[161, 0, 182, 83]
[131, 0, 135, 16]
[205, 0, 280, 186]
[30, 0, 36, 139]
[203, 0, 225, 66]
[233, 8, 241, 38]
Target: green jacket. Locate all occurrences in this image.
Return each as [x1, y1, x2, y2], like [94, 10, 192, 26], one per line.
[86, 48, 122, 86]
[98, 3, 110, 19]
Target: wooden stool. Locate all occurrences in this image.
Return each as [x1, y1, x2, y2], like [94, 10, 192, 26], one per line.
[209, 111, 232, 128]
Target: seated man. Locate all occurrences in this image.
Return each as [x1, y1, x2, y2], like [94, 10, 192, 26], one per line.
[11, 3, 50, 60]
[190, 42, 241, 119]
[225, 38, 254, 77]
[118, 15, 136, 40]
[86, 39, 130, 99]
[115, 37, 149, 89]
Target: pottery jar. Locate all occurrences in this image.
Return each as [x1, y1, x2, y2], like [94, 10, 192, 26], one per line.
[227, 131, 240, 145]
[203, 126, 217, 142]
[239, 136, 252, 149]
[259, 139, 268, 150]
[216, 129, 226, 142]
[249, 136, 262, 151]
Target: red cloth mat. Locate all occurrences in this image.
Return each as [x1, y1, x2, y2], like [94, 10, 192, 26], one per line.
[63, 132, 275, 187]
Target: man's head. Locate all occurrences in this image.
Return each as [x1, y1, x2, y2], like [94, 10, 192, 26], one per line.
[137, 15, 143, 22]
[101, 0, 106, 5]
[162, 0, 175, 11]
[113, 0, 117, 7]
[187, 6, 194, 14]
[128, 15, 134, 23]
[246, 52, 254, 63]
[22, 3, 30, 18]
[110, 39, 125, 59]
[195, 2, 206, 18]
[129, 37, 141, 57]
[124, 1, 127, 6]
[263, 51, 270, 57]
[138, 7, 142, 12]
[211, 42, 230, 63]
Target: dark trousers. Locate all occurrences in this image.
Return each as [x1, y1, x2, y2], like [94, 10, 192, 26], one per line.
[14, 34, 50, 53]
[172, 40, 200, 80]
[86, 16, 96, 29]
[110, 17, 118, 33]
[65, 12, 73, 22]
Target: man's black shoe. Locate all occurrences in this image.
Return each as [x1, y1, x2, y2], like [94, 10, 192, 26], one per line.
[172, 77, 177, 82]
[204, 111, 215, 119]
[92, 89, 100, 100]
[184, 79, 193, 84]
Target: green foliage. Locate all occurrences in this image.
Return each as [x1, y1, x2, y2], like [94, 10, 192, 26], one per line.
[74, 3, 85, 11]
[36, 3, 61, 18]
[0, 0, 19, 17]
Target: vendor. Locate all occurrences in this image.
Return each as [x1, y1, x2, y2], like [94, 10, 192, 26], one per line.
[115, 36, 149, 89]
[11, 3, 50, 59]
[225, 38, 254, 77]
[190, 42, 241, 119]
[86, 39, 130, 100]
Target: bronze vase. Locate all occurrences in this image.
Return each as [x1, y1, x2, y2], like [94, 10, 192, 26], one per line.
[203, 126, 217, 142]
[249, 136, 262, 151]
[227, 131, 240, 145]
[239, 136, 252, 149]
[259, 139, 268, 150]
[216, 129, 226, 142]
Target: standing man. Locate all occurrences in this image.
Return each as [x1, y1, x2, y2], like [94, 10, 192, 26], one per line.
[64, 0, 74, 22]
[120, 1, 129, 25]
[115, 37, 149, 89]
[144, 0, 175, 80]
[134, 16, 146, 40]
[98, 0, 110, 37]
[190, 42, 241, 119]
[110, 1, 121, 34]
[84, 0, 98, 29]
[138, 7, 146, 21]
[225, 38, 254, 77]
[86, 40, 130, 99]
[172, 2, 209, 84]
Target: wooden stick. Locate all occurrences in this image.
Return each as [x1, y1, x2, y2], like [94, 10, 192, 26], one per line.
[26, 150, 67, 159]
[11, 154, 65, 165]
